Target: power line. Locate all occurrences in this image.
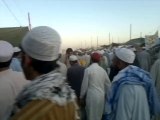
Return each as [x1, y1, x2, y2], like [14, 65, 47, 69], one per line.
[11, 0, 32, 29]
[12, 0, 23, 13]
[11, 0, 26, 19]
[1, 0, 21, 26]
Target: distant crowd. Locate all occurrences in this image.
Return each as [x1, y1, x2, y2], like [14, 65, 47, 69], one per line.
[0, 26, 160, 120]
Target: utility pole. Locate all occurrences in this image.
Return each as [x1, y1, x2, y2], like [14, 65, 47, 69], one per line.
[28, 12, 31, 30]
[109, 32, 110, 45]
[140, 32, 142, 38]
[130, 24, 132, 40]
[97, 36, 98, 49]
[81, 40, 82, 48]
[117, 37, 119, 43]
[91, 37, 92, 48]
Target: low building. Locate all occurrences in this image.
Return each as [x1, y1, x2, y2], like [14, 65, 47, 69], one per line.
[0, 26, 29, 46]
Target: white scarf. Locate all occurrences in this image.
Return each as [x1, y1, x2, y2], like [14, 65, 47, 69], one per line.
[13, 70, 76, 114]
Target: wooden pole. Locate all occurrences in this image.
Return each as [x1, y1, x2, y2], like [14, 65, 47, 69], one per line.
[97, 36, 98, 49]
[28, 12, 31, 30]
[130, 24, 132, 40]
[109, 32, 110, 45]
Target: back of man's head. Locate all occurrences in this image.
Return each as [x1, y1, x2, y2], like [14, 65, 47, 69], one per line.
[115, 48, 135, 64]
[91, 52, 101, 63]
[113, 48, 136, 70]
[21, 26, 61, 76]
[22, 26, 61, 61]
[69, 55, 78, 65]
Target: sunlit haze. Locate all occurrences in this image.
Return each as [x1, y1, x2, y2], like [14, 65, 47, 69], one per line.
[0, 0, 160, 51]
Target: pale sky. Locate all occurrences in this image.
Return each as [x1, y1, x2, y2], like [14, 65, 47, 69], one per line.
[0, 0, 160, 50]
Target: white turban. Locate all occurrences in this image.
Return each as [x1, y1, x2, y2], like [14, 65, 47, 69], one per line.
[115, 48, 135, 64]
[100, 50, 105, 55]
[69, 55, 78, 61]
[0, 40, 13, 62]
[96, 50, 102, 55]
[22, 26, 61, 61]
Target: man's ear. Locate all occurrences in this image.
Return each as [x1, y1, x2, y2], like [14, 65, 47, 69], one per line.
[116, 60, 122, 69]
[24, 54, 32, 66]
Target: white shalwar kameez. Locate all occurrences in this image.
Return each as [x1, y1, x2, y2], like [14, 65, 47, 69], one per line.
[0, 69, 29, 120]
[114, 85, 150, 120]
[80, 63, 111, 120]
[150, 56, 160, 120]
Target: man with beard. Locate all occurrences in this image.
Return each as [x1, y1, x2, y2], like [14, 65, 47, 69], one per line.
[105, 48, 160, 120]
[11, 26, 78, 120]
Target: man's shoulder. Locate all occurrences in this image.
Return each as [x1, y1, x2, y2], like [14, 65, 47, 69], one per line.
[12, 100, 77, 120]
[11, 71, 24, 76]
[10, 71, 27, 80]
[70, 65, 85, 70]
[0, 69, 25, 80]
[119, 84, 146, 95]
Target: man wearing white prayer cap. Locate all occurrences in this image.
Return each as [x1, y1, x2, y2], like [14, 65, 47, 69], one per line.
[67, 55, 85, 100]
[0, 40, 28, 120]
[68, 55, 86, 119]
[69, 55, 78, 61]
[104, 48, 160, 120]
[114, 47, 135, 64]
[11, 26, 78, 120]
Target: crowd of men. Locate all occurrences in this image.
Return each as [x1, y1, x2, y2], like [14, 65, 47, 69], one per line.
[0, 26, 160, 120]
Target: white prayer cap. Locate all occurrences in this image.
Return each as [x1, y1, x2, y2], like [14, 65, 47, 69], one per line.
[14, 47, 21, 53]
[0, 40, 13, 62]
[69, 55, 78, 61]
[96, 50, 104, 56]
[115, 48, 135, 64]
[96, 50, 102, 55]
[77, 50, 82, 53]
[22, 26, 61, 61]
[100, 50, 105, 55]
